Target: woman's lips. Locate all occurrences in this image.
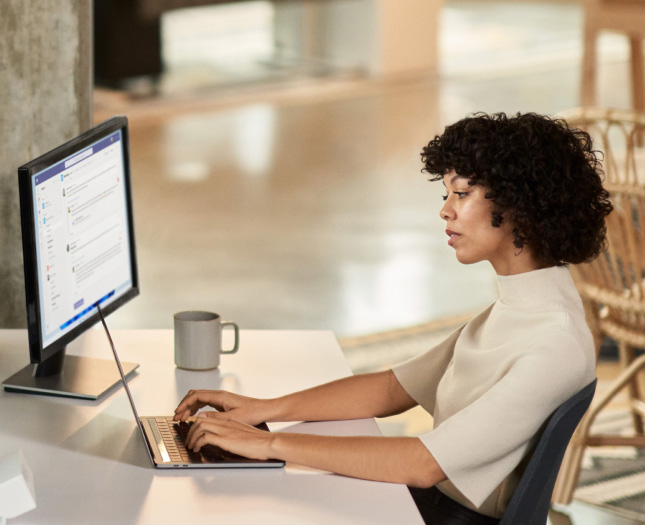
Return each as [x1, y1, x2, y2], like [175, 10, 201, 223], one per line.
[446, 230, 461, 246]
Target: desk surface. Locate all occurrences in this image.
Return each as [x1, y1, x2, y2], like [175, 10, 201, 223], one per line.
[0, 329, 423, 524]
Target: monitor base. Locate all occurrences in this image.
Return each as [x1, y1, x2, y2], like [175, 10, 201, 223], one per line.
[2, 355, 139, 400]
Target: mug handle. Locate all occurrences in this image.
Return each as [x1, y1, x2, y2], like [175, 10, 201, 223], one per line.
[221, 321, 239, 354]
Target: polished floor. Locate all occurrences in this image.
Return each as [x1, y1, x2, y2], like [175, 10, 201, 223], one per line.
[94, 1, 644, 523]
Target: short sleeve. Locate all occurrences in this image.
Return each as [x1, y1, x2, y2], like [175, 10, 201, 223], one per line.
[392, 324, 465, 416]
[419, 330, 589, 507]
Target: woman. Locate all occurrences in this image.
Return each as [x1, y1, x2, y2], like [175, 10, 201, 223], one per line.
[174, 112, 613, 523]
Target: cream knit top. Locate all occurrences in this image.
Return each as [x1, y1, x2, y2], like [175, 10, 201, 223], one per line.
[393, 265, 596, 518]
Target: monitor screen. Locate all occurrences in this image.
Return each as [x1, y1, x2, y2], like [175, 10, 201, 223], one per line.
[32, 125, 134, 349]
[5, 116, 139, 399]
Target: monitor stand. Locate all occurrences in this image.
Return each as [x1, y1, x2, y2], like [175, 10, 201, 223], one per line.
[2, 350, 138, 400]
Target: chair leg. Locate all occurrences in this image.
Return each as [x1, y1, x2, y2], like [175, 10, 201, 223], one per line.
[618, 342, 644, 434]
[630, 36, 644, 114]
[581, 27, 597, 107]
[629, 36, 644, 146]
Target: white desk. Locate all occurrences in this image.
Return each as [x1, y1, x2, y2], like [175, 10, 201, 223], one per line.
[0, 329, 423, 524]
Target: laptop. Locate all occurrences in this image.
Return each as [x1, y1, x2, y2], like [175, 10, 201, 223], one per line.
[96, 305, 285, 469]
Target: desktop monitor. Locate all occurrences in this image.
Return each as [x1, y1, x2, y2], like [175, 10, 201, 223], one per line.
[3, 116, 140, 399]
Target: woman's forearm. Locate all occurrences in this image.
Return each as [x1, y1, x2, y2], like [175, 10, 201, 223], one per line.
[270, 432, 445, 488]
[268, 370, 417, 423]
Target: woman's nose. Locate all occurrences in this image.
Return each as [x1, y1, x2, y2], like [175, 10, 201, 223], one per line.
[440, 199, 454, 221]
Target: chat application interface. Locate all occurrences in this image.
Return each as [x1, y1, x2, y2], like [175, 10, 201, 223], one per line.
[33, 131, 133, 347]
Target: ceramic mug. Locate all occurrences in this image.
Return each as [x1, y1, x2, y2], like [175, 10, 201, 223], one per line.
[173, 311, 239, 370]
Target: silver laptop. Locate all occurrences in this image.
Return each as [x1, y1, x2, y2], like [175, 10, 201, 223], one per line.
[97, 305, 285, 469]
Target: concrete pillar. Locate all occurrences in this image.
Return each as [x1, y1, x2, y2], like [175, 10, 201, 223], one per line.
[0, 1, 92, 327]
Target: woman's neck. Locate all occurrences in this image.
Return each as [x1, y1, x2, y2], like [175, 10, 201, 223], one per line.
[490, 246, 545, 276]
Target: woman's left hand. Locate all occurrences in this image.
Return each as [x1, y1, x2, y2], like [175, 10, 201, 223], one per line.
[186, 416, 445, 488]
[185, 415, 277, 460]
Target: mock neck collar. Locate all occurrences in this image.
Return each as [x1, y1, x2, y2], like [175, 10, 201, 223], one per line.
[496, 265, 575, 308]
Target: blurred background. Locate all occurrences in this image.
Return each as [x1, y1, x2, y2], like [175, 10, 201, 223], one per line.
[90, 0, 635, 338]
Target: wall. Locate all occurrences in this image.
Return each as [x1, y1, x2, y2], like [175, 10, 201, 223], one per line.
[0, 0, 92, 327]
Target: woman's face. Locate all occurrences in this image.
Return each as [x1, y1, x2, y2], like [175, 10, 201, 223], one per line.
[440, 171, 538, 275]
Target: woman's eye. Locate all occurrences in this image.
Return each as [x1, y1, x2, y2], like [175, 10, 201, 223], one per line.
[443, 191, 468, 201]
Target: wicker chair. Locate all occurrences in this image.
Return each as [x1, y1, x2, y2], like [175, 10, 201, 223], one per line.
[552, 107, 645, 504]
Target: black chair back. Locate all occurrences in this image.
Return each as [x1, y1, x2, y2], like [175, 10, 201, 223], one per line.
[500, 379, 597, 525]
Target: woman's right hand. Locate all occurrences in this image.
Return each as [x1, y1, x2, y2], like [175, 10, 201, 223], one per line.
[173, 389, 276, 426]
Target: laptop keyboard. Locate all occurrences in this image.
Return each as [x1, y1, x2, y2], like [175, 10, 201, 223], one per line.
[155, 417, 244, 463]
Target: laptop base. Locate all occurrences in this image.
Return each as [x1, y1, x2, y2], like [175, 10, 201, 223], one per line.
[141, 417, 286, 469]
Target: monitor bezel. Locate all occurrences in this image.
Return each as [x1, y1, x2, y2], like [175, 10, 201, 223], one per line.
[18, 116, 140, 365]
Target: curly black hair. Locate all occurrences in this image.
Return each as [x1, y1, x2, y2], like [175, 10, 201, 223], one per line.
[421, 112, 613, 267]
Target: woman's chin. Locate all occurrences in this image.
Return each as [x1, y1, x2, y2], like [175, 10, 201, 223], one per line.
[455, 252, 478, 265]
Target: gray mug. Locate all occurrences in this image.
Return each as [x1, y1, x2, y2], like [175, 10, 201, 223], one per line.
[174, 311, 239, 370]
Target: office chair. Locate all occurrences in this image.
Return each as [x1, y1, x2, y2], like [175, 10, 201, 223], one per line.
[499, 380, 597, 525]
